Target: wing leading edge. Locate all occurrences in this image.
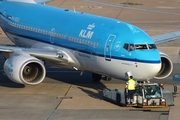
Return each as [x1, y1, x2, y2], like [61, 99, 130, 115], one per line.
[0, 45, 69, 62]
[151, 30, 180, 44]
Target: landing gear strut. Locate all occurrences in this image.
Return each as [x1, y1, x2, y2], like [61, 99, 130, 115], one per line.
[104, 76, 112, 81]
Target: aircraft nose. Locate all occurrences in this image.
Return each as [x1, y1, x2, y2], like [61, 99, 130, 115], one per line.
[132, 50, 161, 80]
[134, 62, 161, 80]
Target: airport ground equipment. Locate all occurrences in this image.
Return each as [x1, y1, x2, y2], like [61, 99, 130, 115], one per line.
[103, 82, 174, 107]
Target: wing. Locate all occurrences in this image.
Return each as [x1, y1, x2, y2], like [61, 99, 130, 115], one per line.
[151, 30, 180, 44]
[34, 0, 52, 4]
[0, 45, 80, 85]
[0, 45, 75, 66]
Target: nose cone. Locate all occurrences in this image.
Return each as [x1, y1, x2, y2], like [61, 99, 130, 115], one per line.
[140, 63, 161, 80]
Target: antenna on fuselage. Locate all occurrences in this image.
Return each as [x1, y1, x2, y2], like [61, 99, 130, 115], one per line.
[73, 6, 76, 13]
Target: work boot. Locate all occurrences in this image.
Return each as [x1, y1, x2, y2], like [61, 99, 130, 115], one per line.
[130, 99, 133, 104]
[133, 100, 136, 104]
[127, 99, 130, 104]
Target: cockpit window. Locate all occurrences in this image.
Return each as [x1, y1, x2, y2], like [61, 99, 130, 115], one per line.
[123, 43, 135, 51]
[148, 44, 157, 49]
[129, 44, 135, 51]
[123, 43, 129, 51]
[135, 44, 147, 50]
[123, 43, 157, 51]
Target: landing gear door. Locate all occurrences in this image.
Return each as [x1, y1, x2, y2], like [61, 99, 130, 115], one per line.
[104, 34, 116, 61]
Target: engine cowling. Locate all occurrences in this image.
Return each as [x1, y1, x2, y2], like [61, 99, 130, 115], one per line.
[4, 55, 46, 85]
[154, 52, 173, 79]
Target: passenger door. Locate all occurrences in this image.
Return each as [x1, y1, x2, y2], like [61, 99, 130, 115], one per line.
[104, 34, 116, 61]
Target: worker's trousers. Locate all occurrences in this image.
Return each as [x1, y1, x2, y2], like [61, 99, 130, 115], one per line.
[128, 90, 135, 99]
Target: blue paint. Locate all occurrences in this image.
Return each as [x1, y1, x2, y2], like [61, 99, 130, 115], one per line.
[0, 1, 161, 64]
[173, 75, 180, 81]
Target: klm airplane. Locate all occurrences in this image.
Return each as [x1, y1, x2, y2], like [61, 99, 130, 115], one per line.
[0, 0, 180, 85]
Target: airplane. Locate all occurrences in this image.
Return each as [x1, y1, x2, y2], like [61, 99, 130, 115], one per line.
[0, 0, 180, 85]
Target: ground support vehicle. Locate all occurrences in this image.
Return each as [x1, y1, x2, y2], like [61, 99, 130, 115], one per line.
[103, 82, 174, 107]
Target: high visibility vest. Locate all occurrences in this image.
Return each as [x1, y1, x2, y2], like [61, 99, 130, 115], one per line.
[127, 79, 135, 90]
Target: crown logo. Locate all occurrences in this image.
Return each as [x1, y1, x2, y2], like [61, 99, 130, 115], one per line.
[87, 23, 95, 30]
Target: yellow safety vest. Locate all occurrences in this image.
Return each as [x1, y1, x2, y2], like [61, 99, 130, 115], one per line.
[127, 79, 135, 90]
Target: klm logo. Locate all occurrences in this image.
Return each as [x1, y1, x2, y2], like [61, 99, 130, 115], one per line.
[87, 23, 95, 30]
[79, 30, 94, 39]
[79, 23, 95, 39]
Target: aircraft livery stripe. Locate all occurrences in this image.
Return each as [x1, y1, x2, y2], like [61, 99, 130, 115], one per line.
[5, 31, 161, 64]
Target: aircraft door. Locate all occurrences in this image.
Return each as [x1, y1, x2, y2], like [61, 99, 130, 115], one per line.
[104, 34, 116, 61]
[50, 28, 55, 44]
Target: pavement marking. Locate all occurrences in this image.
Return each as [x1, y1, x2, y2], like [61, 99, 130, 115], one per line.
[84, 0, 180, 16]
[46, 84, 72, 120]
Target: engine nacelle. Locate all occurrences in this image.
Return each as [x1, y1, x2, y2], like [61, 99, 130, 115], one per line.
[4, 56, 46, 85]
[154, 52, 173, 79]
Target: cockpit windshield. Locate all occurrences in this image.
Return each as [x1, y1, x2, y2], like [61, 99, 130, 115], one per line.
[135, 44, 147, 50]
[123, 43, 157, 51]
[148, 44, 157, 49]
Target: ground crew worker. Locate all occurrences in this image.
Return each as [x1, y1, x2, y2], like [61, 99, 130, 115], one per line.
[126, 76, 136, 104]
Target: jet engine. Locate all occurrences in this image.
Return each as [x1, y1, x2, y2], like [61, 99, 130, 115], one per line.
[154, 52, 173, 79]
[4, 55, 46, 85]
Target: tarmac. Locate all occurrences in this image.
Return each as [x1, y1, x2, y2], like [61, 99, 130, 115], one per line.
[0, 0, 180, 120]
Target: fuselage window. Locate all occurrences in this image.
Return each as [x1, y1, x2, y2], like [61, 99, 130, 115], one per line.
[43, 30, 46, 34]
[81, 39, 84, 44]
[88, 41, 90, 45]
[93, 42, 96, 47]
[69, 36, 71, 41]
[73, 37, 76, 42]
[77, 38, 80, 43]
[56, 33, 59, 38]
[96, 42, 99, 47]
[33, 28, 35, 31]
[90, 41, 93, 46]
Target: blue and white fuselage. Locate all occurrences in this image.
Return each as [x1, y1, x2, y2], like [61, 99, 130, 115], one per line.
[0, 0, 175, 85]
